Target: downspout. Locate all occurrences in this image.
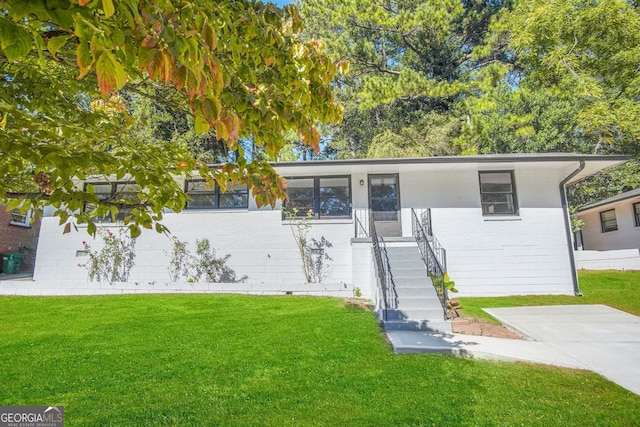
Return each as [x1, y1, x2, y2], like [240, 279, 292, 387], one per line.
[560, 160, 585, 296]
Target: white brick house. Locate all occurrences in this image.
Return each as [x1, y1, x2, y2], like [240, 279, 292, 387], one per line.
[22, 153, 625, 302]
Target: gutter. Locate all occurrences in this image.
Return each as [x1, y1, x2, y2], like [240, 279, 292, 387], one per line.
[559, 160, 585, 296]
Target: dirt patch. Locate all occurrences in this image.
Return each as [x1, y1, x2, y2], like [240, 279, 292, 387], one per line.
[344, 298, 374, 310]
[451, 316, 524, 340]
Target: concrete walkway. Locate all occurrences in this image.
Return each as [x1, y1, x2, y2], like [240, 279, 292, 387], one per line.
[386, 304, 640, 395]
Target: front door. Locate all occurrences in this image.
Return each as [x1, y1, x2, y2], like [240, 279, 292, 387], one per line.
[368, 174, 401, 237]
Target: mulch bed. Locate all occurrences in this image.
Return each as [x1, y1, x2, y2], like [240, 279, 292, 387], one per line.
[451, 316, 524, 340]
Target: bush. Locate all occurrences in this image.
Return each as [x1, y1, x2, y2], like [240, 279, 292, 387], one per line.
[167, 237, 246, 283]
[82, 228, 136, 284]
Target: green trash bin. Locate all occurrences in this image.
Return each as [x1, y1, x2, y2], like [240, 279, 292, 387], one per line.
[1, 253, 23, 275]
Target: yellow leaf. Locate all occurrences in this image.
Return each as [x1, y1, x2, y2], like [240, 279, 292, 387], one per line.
[215, 118, 229, 140]
[95, 51, 128, 96]
[194, 113, 210, 134]
[102, 0, 115, 18]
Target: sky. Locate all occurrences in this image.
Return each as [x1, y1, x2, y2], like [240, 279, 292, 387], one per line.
[271, 0, 293, 7]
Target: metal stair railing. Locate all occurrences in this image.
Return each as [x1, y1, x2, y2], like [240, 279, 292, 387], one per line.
[354, 209, 395, 320]
[354, 209, 370, 238]
[411, 208, 448, 319]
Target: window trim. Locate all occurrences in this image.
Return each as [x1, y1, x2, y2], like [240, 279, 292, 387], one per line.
[600, 208, 618, 233]
[184, 179, 248, 210]
[283, 175, 352, 219]
[478, 170, 519, 216]
[634, 202, 640, 228]
[9, 208, 32, 227]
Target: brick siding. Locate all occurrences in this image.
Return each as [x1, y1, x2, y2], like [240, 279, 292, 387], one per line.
[0, 207, 41, 273]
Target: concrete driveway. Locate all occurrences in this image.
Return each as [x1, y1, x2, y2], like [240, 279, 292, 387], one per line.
[485, 304, 640, 395]
[387, 304, 640, 395]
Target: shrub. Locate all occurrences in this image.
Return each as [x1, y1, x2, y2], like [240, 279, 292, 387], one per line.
[82, 228, 136, 284]
[282, 208, 333, 283]
[167, 237, 246, 283]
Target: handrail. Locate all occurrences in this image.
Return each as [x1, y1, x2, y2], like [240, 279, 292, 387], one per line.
[421, 208, 447, 269]
[422, 206, 433, 237]
[365, 209, 395, 320]
[354, 209, 370, 238]
[353, 209, 397, 321]
[411, 208, 448, 319]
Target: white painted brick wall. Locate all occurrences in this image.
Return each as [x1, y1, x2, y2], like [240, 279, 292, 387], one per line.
[34, 209, 357, 294]
[31, 162, 577, 297]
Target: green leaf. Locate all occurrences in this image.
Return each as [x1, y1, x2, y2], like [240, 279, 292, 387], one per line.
[87, 221, 96, 236]
[129, 224, 141, 238]
[5, 198, 22, 211]
[0, 17, 32, 61]
[47, 35, 70, 57]
[6, 0, 36, 19]
[76, 42, 92, 78]
[102, 0, 115, 18]
[202, 96, 222, 126]
[95, 51, 128, 96]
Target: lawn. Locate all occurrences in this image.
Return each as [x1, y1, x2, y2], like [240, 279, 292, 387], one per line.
[0, 293, 639, 426]
[457, 270, 640, 322]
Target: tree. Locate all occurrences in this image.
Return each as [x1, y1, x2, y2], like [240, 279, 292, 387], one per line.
[367, 111, 459, 158]
[125, 92, 229, 165]
[568, 160, 640, 208]
[300, 0, 508, 158]
[456, 87, 592, 154]
[0, 0, 342, 236]
[462, 0, 640, 156]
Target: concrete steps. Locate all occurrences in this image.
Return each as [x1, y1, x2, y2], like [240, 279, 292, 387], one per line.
[381, 244, 451, 334]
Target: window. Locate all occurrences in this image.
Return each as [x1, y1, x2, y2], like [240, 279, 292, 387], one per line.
[634, 203, 640, 227]
[479, 171, 518, 215]
[185, 180, 248, 210]
[9, 209, 32, 227]
[600, 209, 618, 233]
[285, 176, 351, 218]
[84, 181, 140, 222]
[369, 175, 399, 221]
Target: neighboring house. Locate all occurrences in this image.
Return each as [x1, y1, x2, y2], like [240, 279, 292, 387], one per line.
[27, 153, 626, 307]
[0, 206, 41, 275]
[573, 188, 640, 270]
[574, 188, 640, 251]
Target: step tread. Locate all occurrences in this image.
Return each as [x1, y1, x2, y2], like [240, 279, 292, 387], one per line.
[383, 319, 452, 333]
[385, 308, 447, 322]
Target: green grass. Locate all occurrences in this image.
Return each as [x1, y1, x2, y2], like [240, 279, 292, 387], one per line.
[457, 270, 640, 322]
[0, 294, 639, 425]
